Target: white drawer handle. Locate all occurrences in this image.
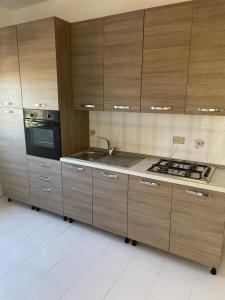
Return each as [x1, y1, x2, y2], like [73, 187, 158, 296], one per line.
[81, 104, 96, 109]
[198, 108, 223, 113]
[39, 163, 50, 168]
[40, 176, 50, 181]
[151, 106, 172, 111]
[68, 166, 84, 171]
[101, 172, 118, 179]
[185, 189, 211, 197]
[140, 180, 160, 187]
[113, 105, 130, 110]
[34, 104, 47, 108]
[2, 102, 13, 106]
[40, 186, 51, 192]
[1, 110, 13, 113]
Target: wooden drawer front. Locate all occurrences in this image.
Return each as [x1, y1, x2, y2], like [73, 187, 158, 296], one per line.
[0, 26, 22, 108]
[1, 175, 30, 204]
[0, 108, 26, 155]
[28, 170, 62, 187]
[30, 181, 63, 215]
[104, 11, 144, 112]
[72, 19, 104, 111]
[141, 2, 193, 114]
[62, 163, 93, 225]
[27, 156, 61, 175]
[93, 168, 128, 236]
[170, 184, 225, 267]
[128, 176, 172, 251]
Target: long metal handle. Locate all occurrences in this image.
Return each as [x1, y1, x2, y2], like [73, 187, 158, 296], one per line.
[151, 106, 172, 111]
[81, 104, 96, 109]
[140, 180, 160, 187]
[39, 163, 50, 168]
[198, 108, 223, 113]
[101, 172, 118, 179]
[40, 176, 50, 181]
[1, 110, 13, 113]
[185, 189, 211, 197]
[34, 103, 47, 108]
[40, 186, 51, 192]
[113, 105, 130, 110]
[2, 102, 13, 106]
[68, 166, 84, 171]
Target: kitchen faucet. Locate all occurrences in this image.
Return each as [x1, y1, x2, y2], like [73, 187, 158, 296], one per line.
[97, 136, 116, 155]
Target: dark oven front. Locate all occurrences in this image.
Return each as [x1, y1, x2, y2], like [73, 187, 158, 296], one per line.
[24, 109, 61, 160]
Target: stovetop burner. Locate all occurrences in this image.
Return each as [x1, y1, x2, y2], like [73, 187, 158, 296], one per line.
[148, 159, 215, 182]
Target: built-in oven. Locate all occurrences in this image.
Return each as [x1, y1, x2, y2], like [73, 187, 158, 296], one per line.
[24, 109, 61, 160]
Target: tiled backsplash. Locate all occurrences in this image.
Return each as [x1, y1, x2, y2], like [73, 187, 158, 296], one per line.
[90, 111, 225, 165]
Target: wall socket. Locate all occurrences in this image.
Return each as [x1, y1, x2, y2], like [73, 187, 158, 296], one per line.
[173, 136, 185, 145]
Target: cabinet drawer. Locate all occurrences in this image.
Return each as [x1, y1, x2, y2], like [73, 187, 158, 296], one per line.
[28, 170, 62, 187]
[62, 162, 92, 178]
[170, 184, 225, 267]
[30, 181, 63, 215]
[27, 156, 61, 175]
[128, 176, 172, 251]
[93, 168, 128, 183]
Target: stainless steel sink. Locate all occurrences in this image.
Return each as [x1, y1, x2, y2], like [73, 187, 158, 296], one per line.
[71, 149, 145, 168]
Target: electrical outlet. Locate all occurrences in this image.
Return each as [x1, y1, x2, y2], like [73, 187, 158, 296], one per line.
[173, 136, 185, 145]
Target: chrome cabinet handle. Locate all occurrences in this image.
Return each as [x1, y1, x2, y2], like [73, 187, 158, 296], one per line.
[39, 163, 50, 168]
[101, 172, 118, 179]
[34, 103, 47, 108]
[40, 176, 50, 181]
[1, 102, 13, 106]
[185, 189, 211, 197]
[40, 186, 51, 192]
[198, 108, 223, 113]
[1, 110, 13, 113]
[113, 105, 130, 110]
[151, 106, 172, 111]
[81, 104, 96, 109]
[68, 166, 84, 171]
[140, 180, 160, 187]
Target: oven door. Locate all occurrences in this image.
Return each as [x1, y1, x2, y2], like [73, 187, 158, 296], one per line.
[24, 120, 61, 160]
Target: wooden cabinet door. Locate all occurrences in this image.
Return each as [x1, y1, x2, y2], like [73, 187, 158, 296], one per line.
[17, 18, 59, 110]
[0, 26, 22, 108]
[93, 168, 128, 236]
[71, 19, 104, 111]
[128, 176, 172, 251]
[170, 185, 225, 268]
[186, 0, 225, 115]
[104, 11, 144, 112]
[62, 163, 93, 225]
[141, 3, 193, 114]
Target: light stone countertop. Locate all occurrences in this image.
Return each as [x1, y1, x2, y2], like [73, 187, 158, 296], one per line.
[61, 155, 225, 193]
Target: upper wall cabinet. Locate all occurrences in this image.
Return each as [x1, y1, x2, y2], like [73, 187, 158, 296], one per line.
[17, 18, 59, 110]
[141, 2, 193, 114]
[71, 19, 104, 111]
[186, 0, 225, 115]
[104, 11, 144, 112]
[0, 26, 22, 108]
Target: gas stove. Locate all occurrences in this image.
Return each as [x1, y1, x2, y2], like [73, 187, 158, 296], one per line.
[148, 159, 215, 183]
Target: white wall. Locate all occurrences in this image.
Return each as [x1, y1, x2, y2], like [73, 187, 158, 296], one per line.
[0, 7, 12, 27]
[10, 0, 190, 25]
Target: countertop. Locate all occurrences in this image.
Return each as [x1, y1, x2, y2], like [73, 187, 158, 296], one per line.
[61, 154, 225, 193]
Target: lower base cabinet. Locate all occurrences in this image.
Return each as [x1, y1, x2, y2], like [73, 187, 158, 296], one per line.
[128, 176, 172, 251]
[62, 163, 93, 225]
[170, 184, 225, 268]
[93, 168, 128, 236]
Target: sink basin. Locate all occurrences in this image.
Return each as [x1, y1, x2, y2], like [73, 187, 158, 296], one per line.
[71, 149, 145, 168]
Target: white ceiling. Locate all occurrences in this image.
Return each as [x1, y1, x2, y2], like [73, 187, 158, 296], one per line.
[0, 0, 49, 10]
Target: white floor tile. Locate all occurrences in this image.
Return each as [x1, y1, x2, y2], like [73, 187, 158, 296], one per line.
[0, 232, 19, 253]
[61, 223, 91, 240]
[0, 255, 18, 278]
[7, 219, 43, 239]
[190, 283, 225, 300]
[105, 281, 148, 300]
[134, 245, 168, 269]
[26, 226, 61, 247]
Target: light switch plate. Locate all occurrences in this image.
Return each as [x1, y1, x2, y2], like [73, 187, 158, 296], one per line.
[173, 136, 185, 144]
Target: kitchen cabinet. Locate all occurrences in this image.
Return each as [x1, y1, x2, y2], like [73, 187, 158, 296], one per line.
[0, 26, 22, 109]
[62, 162, 93, 224]
[170, 184, 225, 268]
[128, 176, 172, 251]
[141, 2, 193, 114]
[71, 19, 104, 111]
[104, 11, 144, 112]
[17, 17, 89, 156]
[186, 0, 225, 115]
[28, 156, 63, 215]
[93, 168, 128, 236]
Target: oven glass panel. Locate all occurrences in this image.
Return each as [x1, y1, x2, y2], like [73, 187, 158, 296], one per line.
[30, 128, 54, 149]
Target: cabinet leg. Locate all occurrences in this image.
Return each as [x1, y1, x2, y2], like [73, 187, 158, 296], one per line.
[35, 207, 40, 212]
[69, 218, 73, 223]
[63, 216, 68, 221]
[210, 267, 217, 275]
[132, 240, 137, 246]
[124, 238, 130, 244]
[8, 198, 12, 202]
[31, 206, 35, 210]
